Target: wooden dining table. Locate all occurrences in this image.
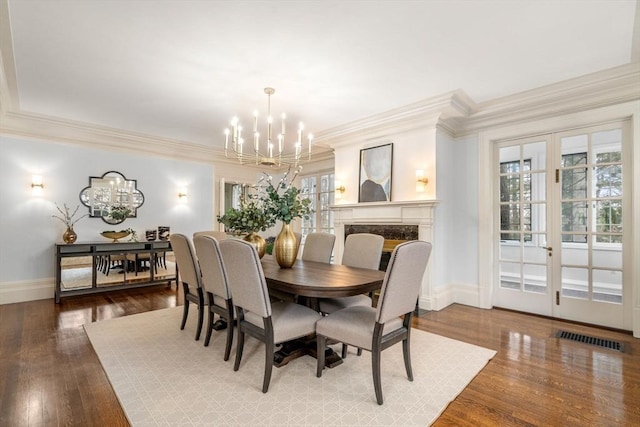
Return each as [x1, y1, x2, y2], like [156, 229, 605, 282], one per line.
[260, 255, 386, 367]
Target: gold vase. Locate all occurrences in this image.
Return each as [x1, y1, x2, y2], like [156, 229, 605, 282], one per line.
[62, 226, 77, 244]
[275, 222, 299, 268]
[243, 232, 266, 259]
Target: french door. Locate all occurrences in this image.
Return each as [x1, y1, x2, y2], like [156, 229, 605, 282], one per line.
[494, 121, 629, 329]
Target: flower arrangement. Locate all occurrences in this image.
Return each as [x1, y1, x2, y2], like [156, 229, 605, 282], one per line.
[260, 167, 313, 224]
[217, 198, 275, 234]
[52, 203, 88, 228]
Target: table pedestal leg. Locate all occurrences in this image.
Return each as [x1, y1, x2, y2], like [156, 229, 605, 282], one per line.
[273, 336, 343, 368]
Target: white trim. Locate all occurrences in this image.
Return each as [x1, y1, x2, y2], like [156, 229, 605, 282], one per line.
[479, 101, 640, 335]
[0, 279, 54, 305]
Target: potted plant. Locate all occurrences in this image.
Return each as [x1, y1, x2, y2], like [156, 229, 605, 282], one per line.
[260, 168, 313, 267]
[217, 198, 274, 258]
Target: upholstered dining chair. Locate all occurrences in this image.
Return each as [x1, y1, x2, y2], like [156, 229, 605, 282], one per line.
[193, 234, 234, 360]
[318, 233, 384, 357]
[315, 240, 432, 405]
[301, 232, 336, 263]
[193, 230, 228, 241]
[319, 233, 384, 314]
[169, 233, 206, 341]
[219, 239, 322, 393]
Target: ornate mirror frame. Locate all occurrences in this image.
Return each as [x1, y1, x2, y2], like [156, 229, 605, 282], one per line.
[79, 171, 145, 225]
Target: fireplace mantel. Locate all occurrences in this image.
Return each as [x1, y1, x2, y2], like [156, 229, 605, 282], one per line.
[331, 200, 439, 310]
[331, 200, 439, 224]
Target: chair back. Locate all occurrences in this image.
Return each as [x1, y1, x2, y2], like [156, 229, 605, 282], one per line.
[342, 233, 384, 270]
[170, 233, 202, 289]
[302, 232, 336, 263]
[219, 239, 271, 318]
[193, 230, 228, 240]
[193, 234, 231, 299]
[376, 241, 432, 324]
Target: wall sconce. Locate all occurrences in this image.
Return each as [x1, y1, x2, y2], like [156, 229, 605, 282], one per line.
[178, 188, 188, 201]
[416, 170, 428, 192]
[31, 175, 44, 196]
[334, 181, 346, 199]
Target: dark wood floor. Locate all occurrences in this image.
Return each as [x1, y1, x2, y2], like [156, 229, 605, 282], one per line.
[1, 286, 638, 426]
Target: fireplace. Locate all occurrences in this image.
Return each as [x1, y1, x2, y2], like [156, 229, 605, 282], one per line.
[331, 200, 438, 310]
[344, 224, 419, 270]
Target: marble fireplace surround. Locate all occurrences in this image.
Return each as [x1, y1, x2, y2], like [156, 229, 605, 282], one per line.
[331, 200, 438, 310]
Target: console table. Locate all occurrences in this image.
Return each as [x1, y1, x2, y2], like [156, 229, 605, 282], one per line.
[55, 240, 176, 303]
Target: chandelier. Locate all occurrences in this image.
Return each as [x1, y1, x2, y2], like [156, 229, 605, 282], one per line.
[224, 87, 313, 167]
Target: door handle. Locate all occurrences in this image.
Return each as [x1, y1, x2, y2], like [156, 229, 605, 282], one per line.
[542, 246, 552, 257]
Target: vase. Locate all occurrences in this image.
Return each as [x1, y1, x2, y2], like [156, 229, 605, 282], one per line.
[244, 232, 266, 259]
[275, 223, 299, 268]
[62, 226, 77, 244]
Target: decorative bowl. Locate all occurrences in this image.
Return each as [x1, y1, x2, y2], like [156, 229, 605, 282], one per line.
[100, 231, 131, 243]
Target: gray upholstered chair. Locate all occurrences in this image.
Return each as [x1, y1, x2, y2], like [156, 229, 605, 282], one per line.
[301, 232, 336, 263]
[170, 233, 206, 341]
[193, 230, 228, 241]
[315, 240, 432, 405]
[318, 233, 384, 357]
[219, 239, 322, 393]
[319, 233, 384, 314]
[193, 234, 234, 360]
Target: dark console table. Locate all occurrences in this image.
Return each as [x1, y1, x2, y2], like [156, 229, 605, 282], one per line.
[55, 240, 177, 303]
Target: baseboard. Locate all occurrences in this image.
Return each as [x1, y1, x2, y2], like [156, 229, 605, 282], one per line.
[0, 278, 54, 305]
[419, 282, 483, 311]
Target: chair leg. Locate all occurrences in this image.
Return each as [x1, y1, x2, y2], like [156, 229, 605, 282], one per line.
[316, 335, 326, 377]
[357, 348, 363, 356]
[341, 343, 348, 359]
[204, 309, 214, 347]
[223, 304, 234, 362]
[234, 326, 245, 372]
[372, 349, 383, 405]
[263, 339, 274, 393]
[195, 303, 203, 341]
[180, 292, 189, 330]
[402, 337, 413, 381]
[194, 288, 204, 341]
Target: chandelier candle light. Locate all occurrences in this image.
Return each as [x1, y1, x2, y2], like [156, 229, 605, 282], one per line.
[224, 87, 313, 167]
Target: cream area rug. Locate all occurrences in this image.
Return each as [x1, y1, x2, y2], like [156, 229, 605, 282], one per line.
[84, 307, 496, 426]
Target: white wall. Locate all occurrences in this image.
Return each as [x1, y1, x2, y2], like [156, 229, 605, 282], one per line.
[435, 131, 480, 295]
[333, 127, 436, 205]
[0, 136, 215, 303]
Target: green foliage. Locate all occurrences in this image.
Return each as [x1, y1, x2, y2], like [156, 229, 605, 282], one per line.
[263, 183, 312, 224]
[109, 205, 132, 221]
[217, 199, 274, 234]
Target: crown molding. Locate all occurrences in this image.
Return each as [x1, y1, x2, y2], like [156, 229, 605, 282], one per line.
[0, 108, 336, 169]
[315, 90, 476, 148]
[0, 110, 217, 163]
[457, 63, 640, 135]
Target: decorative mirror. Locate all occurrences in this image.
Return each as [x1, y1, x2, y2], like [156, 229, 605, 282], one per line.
[79, 171, 145, 224]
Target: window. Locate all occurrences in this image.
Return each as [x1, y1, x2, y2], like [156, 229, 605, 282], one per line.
[499, 159, 531, 241]
[300, 172, 335, 240]
[560, 149, 622, 244]
[561, 153, 588, 243]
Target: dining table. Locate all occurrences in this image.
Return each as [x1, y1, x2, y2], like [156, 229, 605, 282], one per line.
[260, 255, 386, 367]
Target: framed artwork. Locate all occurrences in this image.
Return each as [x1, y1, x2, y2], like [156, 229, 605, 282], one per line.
[358, 143, 393, 202]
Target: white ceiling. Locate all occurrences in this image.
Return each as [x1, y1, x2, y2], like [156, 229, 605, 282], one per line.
[3, 0, 638, 150]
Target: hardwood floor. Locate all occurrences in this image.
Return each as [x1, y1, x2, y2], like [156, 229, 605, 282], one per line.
[1, 286, 638, 426]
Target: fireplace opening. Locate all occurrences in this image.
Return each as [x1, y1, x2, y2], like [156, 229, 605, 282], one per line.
[344, 224, 419, 271]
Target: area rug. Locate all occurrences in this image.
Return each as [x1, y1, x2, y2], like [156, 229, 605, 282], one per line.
[84, 307, 496, 426]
